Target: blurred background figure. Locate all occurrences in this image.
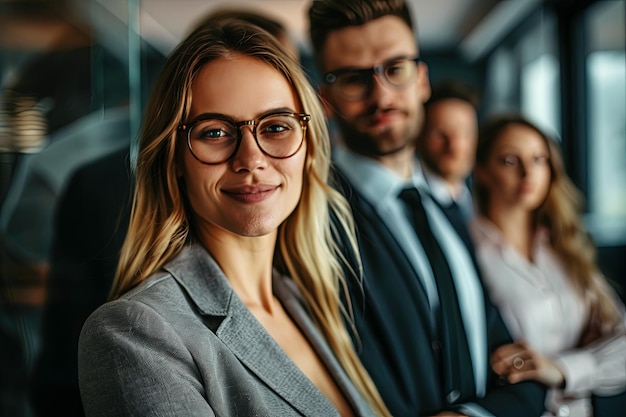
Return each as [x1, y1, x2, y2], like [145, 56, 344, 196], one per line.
[0, 2, 160, 417]
[193, 8, 299, 60]
[0, 3, 130, 416]
[471, 113, 626, 417]
[418, 79, 481, 225]
[27, 145, 133, 417]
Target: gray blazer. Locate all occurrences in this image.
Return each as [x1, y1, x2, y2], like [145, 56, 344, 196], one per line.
[78, 243, 376, 417]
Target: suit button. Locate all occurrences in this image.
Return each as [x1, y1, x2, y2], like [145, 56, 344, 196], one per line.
[446, 389, 460, 404]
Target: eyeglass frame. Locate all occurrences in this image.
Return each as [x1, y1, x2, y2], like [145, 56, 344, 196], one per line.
[177, 111, 311, 165]
[323, 56, 421, 100]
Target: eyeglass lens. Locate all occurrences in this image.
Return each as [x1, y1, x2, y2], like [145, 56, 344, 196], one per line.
[187, 113, 306, 164]
[331, 58, 418, 99]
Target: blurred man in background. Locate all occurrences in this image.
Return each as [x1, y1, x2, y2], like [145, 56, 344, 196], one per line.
[418, 79, 480, 223]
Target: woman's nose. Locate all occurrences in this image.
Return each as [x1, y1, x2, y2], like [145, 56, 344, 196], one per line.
[230, 127, 268, 172]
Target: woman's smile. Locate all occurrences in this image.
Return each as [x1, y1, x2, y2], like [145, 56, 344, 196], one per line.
[222, 184, 280, 204]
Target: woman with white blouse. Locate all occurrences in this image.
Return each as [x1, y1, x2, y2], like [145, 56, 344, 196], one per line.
[470, 113, 626, 417]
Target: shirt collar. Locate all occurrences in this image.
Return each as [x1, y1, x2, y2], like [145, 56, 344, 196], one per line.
[472, 216, 505, 246]
[421, 165, 455, 206]
[333, 146, 424, 207]
[472, 216, 551, 259]
[421, 163, 474, 208]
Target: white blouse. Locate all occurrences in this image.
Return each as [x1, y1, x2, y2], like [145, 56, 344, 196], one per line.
[471, 217, 626, 417]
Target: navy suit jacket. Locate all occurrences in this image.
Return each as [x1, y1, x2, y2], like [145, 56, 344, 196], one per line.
[332, 167, 546, 417]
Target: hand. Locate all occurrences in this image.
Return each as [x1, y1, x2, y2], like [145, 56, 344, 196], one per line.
[491, 341, 565, 387]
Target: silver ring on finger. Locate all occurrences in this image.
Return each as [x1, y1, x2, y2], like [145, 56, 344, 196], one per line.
[513, 356, 525, 370]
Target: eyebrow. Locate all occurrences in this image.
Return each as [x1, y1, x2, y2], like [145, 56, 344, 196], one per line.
[187, 107, 298, 124]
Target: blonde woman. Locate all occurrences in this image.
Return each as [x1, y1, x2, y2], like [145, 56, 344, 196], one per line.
[77, 20, 390, 417]
[471, 113, 626, 417]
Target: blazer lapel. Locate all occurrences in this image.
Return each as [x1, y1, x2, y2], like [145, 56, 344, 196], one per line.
[165, 243, 338, 417]
[217, 293, 338, 417]
[344, 177, 436, 336]
[274, 275, 375, 417]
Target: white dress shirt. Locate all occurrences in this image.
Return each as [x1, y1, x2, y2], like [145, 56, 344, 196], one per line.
[471, 216, 626, 417]
[421, 164, 474, 223]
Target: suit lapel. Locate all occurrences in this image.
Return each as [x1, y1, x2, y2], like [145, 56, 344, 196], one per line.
[338, 172, 435, 336]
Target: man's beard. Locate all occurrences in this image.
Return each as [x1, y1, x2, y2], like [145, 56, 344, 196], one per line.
[335, 116, 416, 158]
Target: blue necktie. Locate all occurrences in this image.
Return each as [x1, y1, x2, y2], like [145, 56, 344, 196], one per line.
[439, 201, 473, 254]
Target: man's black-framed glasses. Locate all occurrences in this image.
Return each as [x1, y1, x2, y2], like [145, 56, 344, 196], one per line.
[178, 112, 311, 165]
[324, 56, 421, 100]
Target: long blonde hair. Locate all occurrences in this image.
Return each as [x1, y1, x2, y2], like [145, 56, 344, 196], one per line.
[109, 19, 390, 416]
[475, 113, 622, 335]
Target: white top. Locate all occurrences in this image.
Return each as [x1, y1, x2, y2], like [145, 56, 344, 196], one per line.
[471, 216, 626, 417]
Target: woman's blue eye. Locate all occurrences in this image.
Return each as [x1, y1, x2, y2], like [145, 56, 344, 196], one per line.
[191, 120, 238, 141]
[264, 124, 288, 134]
[201, 129, 226, 139]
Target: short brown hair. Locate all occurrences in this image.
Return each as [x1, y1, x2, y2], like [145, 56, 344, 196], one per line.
[425, 79, 481, 112]
[308, 0, 414, 66]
